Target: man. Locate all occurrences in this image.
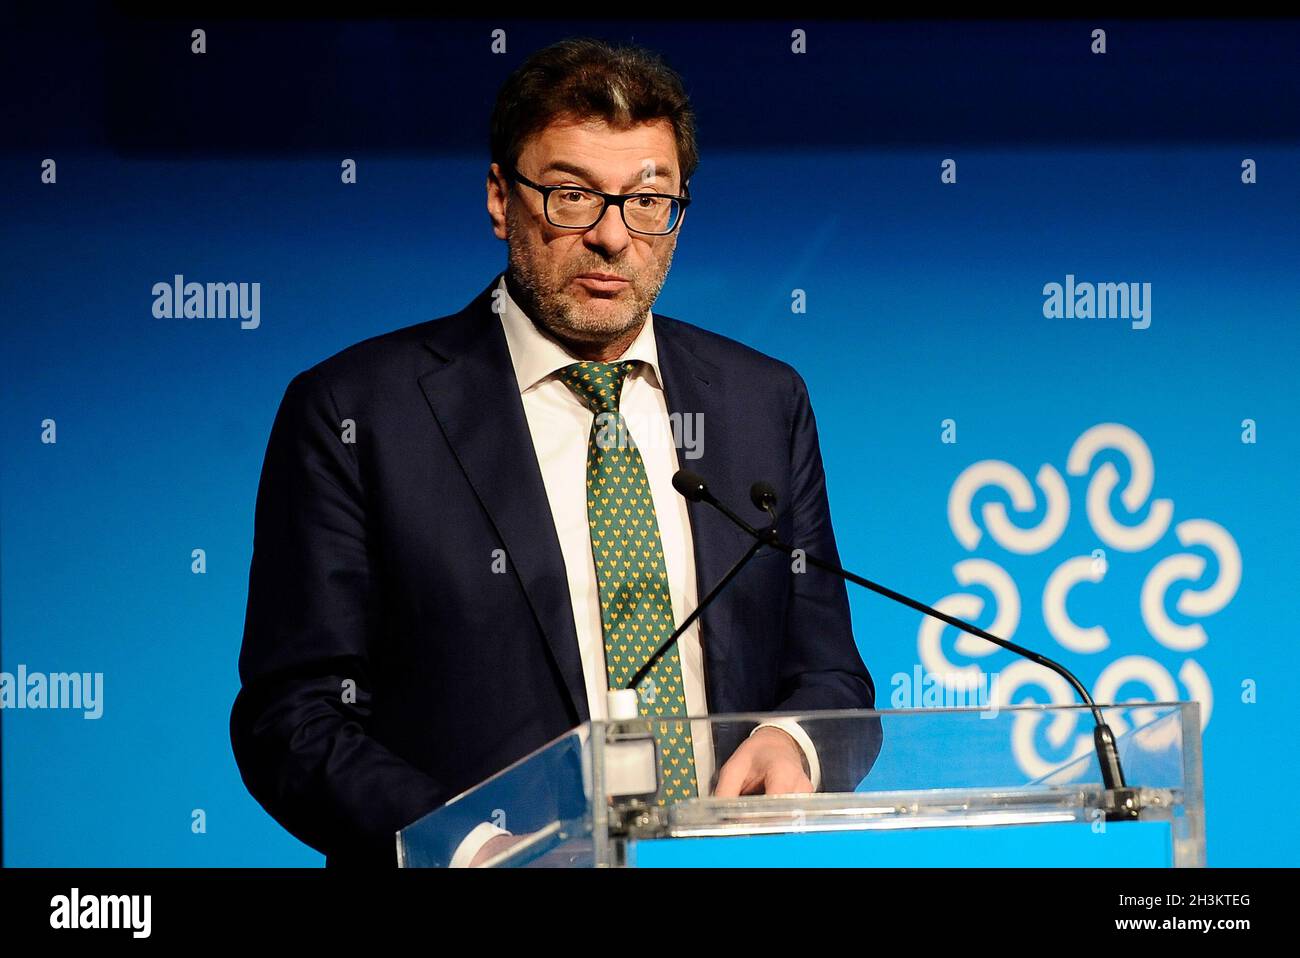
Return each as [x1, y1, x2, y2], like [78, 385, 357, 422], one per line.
[231, 37, 878, 868]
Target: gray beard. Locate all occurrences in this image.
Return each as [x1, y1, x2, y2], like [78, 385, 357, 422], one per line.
[504, 207, 673, 347]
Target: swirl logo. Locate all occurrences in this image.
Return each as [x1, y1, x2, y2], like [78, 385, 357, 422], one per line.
[928, 423, 1238, 778]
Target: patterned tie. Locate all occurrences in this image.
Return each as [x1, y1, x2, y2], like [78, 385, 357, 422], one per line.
[555, 359, 698, 806]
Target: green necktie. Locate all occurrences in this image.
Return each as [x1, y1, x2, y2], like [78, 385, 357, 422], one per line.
[555, 359, 698, 806]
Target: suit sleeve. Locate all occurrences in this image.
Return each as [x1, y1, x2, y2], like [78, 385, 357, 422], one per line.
[770, 367, 883, 792]
[230, 367, 450, 866]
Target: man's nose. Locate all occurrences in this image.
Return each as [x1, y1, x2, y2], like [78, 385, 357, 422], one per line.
[583, 202, 632, 255]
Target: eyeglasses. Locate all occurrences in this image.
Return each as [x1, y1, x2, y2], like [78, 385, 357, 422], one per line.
[507, 168, 690, 236]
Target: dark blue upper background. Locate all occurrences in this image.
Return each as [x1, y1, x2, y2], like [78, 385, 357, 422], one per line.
[5, 14, 1299, 152]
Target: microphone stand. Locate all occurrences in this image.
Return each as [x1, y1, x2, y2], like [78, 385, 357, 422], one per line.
[626, 538, 767, 692]
[673, 469, 1142, 821]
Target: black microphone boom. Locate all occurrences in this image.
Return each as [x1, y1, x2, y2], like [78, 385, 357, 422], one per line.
[626, 477, 774, 692]
[671, 468, 1140, 820]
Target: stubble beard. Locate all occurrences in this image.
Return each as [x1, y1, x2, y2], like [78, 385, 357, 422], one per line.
[504, 199, 674, 351]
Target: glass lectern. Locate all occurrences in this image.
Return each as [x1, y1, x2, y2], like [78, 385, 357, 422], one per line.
[397, 702, 1204, 867]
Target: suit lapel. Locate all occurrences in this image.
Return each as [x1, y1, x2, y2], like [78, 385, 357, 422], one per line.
[417, 276, 590, 723]
[654, 317, 745, 714]
[415, 280, 748, 723]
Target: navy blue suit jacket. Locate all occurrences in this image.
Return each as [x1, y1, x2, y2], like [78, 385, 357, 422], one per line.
[231, 272, 879, 866]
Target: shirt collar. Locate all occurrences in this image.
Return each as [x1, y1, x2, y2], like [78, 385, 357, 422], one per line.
[495, 273, 662, 395]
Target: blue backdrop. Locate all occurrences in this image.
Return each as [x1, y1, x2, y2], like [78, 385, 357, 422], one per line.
[2, 15, 1296, 866]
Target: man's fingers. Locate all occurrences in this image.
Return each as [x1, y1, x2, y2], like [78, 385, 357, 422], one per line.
[713, 754, 756, 798]
[764, 768, 814, 796]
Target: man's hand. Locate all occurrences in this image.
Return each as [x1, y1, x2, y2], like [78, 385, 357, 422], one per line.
[713, 726, 814, 798]
[468, 832, 530, 867]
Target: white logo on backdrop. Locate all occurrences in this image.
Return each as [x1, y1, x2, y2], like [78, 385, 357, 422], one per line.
[932, 423, 1239, 779]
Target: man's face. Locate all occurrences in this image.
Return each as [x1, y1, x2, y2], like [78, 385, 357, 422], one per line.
[487, 116, 683, 354]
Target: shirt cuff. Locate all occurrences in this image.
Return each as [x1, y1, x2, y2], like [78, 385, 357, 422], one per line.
[448, 821, 512, 868]
[750, 719, 821, 792]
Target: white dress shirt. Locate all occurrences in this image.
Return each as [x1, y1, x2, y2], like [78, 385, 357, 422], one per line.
[449, 275, 819, 866]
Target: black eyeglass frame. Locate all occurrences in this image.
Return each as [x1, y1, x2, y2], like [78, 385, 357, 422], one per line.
[506, 168, 692, 236]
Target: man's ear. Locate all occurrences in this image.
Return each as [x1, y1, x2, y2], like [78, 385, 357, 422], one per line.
[486, 163, 509, 240]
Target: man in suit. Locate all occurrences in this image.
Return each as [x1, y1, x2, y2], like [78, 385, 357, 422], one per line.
[231, 37, 878, 868]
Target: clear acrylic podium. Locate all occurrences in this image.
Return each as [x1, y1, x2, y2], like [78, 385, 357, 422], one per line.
[397, 702, 1204, 867]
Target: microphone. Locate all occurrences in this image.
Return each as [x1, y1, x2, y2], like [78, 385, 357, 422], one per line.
[750, 481, 779, 535]
[750, 480, 778, 514]
[672, 468, 1140, 820]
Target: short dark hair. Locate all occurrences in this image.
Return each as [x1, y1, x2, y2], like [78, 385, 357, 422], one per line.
[490, 38, 698, 189]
